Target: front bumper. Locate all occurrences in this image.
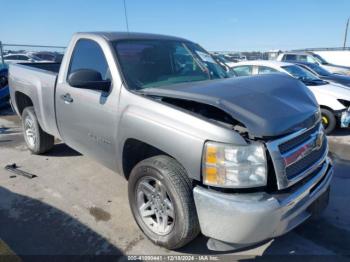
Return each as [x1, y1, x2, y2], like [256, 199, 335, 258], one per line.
[340, 110, 350, 128]
[193, 158, 333, 247]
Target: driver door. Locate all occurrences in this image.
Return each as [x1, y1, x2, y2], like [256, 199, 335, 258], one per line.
[55, 39, 118, 168]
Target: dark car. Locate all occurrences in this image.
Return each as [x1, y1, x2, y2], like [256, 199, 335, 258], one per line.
[0, 67, 9, 107]
[294, 61, 350, 87]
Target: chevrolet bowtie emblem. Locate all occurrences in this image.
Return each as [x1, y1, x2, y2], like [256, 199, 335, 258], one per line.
[283, 129, 324, 167]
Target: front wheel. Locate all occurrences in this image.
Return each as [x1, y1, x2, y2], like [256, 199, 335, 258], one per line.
[22, 107, 54, 154]
[128, 155, 200, 249]
[321, 108, 336, 135]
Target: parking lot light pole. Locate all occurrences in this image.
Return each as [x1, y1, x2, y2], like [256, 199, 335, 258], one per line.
[344, 17, 349, 49]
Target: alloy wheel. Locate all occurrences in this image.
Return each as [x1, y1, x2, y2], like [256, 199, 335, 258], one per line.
[24, 116, 36, 148]
[136, 176, 175, 235]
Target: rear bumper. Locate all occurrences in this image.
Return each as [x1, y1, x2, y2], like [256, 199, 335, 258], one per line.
[193, 158, 333, 246]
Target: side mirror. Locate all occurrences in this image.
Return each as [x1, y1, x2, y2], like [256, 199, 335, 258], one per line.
[68, 69, 111, 92]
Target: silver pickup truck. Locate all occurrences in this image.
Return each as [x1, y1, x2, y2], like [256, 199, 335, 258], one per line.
[9, 32, 333, 251]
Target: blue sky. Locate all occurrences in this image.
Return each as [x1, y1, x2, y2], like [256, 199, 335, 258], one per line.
[1, 0, 350, 51]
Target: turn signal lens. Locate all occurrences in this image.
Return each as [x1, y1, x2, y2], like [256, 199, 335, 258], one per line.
[205, 146, 217, 164]
[204, 167, 218, 184]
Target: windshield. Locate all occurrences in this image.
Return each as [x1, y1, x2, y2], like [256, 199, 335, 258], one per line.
[306, 63, 331, 76]
[313, 54, 328, 64]
[113, 40, 228, 90]
[282, 65, 324, 83]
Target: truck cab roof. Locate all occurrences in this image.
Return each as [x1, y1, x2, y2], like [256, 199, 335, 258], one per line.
[76, 31, 190, 43]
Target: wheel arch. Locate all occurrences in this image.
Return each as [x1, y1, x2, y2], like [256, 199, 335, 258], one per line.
[320, 105, 335, 113]
[122, 138, 186, 180]
[15, 91, 33, 115]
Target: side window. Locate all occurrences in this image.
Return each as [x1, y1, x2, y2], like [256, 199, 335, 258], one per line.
[5, 55, 16, 60]
[232, 65, 253, 76]
[298, 55, 308, 62]
[258, 66, 278, 74]
[283, 54, 297, 61]
[17, 55, 29, 61]
[306, 55, 317, 63]
[68, 39, 110, 81]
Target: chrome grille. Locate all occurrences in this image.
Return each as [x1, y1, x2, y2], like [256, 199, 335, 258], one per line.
[266, 122, 328, 190]
[285, 137, 327, 179]
[279, 124, 320, 154]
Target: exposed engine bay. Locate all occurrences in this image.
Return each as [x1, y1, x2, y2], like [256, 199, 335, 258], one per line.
[160, 97, 250, 137]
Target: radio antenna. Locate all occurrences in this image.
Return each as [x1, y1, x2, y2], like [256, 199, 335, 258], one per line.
[123, 0, 130, 32]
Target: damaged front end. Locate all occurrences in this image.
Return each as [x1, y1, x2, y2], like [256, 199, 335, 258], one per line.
[139, 74, 333, 250]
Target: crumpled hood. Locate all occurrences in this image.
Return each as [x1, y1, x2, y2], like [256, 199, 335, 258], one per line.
[142, 74, 319, 137]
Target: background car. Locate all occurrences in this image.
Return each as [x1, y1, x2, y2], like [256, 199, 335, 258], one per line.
[3, 53, 50, 64]
[294, 61, 350, 87]
[212, 54, 237, 67]
[0, 66, 9, 107]
[277, 51, 350, 75]
[226, 53, 247, 61]
[29, 51, 64, 62]
[231, 60, 350, 134]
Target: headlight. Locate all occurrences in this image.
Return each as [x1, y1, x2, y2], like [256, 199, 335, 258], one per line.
[202, 141, 267, 188]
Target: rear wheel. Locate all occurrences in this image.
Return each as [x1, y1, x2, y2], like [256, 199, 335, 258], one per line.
[321, 108, 336, 135]
[22, 107, 54, 154]
[128, 155, 200, 249]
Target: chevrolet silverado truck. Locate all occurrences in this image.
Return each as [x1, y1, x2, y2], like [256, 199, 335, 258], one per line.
[9, 32, 333, 251]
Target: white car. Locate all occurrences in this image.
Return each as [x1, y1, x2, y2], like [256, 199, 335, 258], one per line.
[231, 60, 350, 133]
[276, 52, 350, 75]
[3, 53, 50, 64]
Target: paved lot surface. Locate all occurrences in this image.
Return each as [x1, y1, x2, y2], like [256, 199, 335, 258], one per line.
[0, 105, 350, 259]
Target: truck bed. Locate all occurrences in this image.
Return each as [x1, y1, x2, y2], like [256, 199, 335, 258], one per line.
[18, 62, 61, 73]
[9, 62, 61, 138]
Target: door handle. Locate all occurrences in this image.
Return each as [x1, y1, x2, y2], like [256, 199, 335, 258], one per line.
[61, 93, 74, 104]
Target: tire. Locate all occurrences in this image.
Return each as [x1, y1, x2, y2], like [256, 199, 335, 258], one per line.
[22, 107, 54, 154]
[128, 155, 200, 249]
[321, 108, 336, 135]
